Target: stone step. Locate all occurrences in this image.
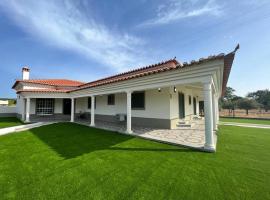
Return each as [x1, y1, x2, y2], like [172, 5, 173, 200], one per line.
[176, 124, 191, 128]
[178, 121, 186, 125]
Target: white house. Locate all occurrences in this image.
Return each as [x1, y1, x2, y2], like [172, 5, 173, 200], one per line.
[12, 45, 239, 151]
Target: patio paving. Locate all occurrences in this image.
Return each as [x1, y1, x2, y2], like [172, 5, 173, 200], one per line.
[76, 119, 213, 150]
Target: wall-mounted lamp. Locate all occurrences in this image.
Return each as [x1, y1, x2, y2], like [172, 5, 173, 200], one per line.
[173, 86, 177, 93]
[158, 88, 161, 92]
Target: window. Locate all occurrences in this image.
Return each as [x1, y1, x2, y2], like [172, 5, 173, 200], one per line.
[36, 98, 54, 115]
[189, 95, 192, 105]
[88, 97, 96, 109]
[107, 94, 115, 105]
[88, 97, 91, 109]
[132, 91, 145, 109]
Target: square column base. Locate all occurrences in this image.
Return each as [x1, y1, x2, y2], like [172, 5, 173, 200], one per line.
[125, 130, 133, 134]
[203, 144, 216, 153]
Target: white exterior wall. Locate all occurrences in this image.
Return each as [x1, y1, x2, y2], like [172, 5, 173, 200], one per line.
[74, 88, 171, 119]
[132, 88, 170, 119]
[54, 99, 63, 114]
[169, 86, 202, 120]
[30, 99, 36, 114]
[16, 95, 24, 115]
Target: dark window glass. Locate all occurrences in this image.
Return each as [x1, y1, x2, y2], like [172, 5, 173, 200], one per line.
[107, 94, 115, 105]
[88, 97, 96, 109]
[132, 92, 145, 109]
[36, 98, 54, 115]
[88, 97, 91, 109]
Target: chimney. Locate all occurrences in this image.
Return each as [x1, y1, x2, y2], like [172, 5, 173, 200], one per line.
[22, 67, 30, 80]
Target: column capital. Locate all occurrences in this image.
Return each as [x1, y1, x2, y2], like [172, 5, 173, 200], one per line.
[203, 82, 212, 91]
[125, 90, 133, 94]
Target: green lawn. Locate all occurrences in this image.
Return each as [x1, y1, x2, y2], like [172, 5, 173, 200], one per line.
[220, 117, 270, 125]
[0, 123, 270, 200]
[0, 117, 23, 128]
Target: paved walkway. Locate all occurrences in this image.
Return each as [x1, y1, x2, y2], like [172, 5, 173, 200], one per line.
[76, 119, 215, 151]
[219, 122, 270, 129]
[0, 122, 55, 136]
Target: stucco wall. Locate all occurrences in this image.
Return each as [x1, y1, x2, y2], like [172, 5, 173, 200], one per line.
[74, 88, 171, 119]
[16, 95, 24, 115]
[169, 86, 202, 120]
[17, 86, 202, 123]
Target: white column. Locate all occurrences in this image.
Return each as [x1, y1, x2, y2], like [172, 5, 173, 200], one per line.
[126, 91, 132, 134]
[70, 98, 75, 122]
[212, 92, 217, 131]
[203, 82, 215, 151]
[216, 96, 219, 122]
[25, 97, 30, 123]
[21, 98, 25, 121]
[196, 97, 200, 116]
[90, 96, 95, 126]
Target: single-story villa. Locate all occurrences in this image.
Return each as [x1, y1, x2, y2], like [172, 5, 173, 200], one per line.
[12, 45, 239, 151]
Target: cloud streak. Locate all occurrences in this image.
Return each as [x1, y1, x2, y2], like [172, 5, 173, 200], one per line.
[139, 0, 222, 27]
[0, 0, 149, 72]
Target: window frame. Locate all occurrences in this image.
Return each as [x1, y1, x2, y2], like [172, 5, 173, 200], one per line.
[131, 91, 145, 110]
[35, 98, 54, 115]
[107, 94, 115, 105]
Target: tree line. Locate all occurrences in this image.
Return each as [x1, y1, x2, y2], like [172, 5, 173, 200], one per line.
[220, 87, 270, 116]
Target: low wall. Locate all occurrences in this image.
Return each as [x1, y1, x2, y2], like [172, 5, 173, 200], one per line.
[0, 106, 16, 117]
[220, 109, 270, 119]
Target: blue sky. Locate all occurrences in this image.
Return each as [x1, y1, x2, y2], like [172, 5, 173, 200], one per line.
[0, 0, 270, 98]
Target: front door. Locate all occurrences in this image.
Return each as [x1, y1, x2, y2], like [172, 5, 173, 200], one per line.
[63, 99, 71, 115]
[178, 93, 185, 119]
[193, 97, 197, 115]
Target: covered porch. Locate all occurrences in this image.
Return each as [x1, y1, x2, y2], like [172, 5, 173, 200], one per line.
[19, 79, 219, 152]
[75, 117, 210, 150]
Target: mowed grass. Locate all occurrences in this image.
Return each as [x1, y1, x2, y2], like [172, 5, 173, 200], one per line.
[0, 123, 270, 200]
[0, 117, 23, 128]
[220, 117, 270, 125]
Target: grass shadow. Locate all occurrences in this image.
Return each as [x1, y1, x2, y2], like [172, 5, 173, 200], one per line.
[31, 123, 132, 159]
[31, 122, 194, 159]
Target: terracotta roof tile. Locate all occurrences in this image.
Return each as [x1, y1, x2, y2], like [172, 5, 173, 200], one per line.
[16, 89, 69, 94]
[12, 79, 85, 89]
[71, 54, 227, 92]
[13, 46, 239, 96]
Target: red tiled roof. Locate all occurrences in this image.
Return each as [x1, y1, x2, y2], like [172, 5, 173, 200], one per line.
[13, 45, 239, 96]
[70, 54, 227, 92]
[16, 89, 69, 94]
[12, 79, 85, 89]
[77, 59, 180, 90]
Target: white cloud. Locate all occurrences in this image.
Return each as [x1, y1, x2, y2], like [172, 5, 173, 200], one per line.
[0, 0, 149, 72]
[139, 0, 222, 27]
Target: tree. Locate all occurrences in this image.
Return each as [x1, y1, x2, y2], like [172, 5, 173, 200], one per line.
[247, 89, 270, 112]
[8, 99, 16, 106]
[223, 87, 236, 101]
[237, 98, 259, 115]
[220, 87, 241, 117]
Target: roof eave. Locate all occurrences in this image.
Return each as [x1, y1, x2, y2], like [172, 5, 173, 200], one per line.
[221, 44, 240, 96]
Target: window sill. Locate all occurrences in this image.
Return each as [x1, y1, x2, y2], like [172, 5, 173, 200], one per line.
[132, 108, 145, 110]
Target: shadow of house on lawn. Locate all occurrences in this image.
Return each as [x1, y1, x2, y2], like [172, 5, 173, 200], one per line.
[31, 123, 132, 159]
[31, 122, 194, 159]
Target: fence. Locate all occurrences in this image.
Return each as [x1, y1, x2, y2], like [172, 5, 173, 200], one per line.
[220, 109, 270, 119]
[0, 106, 17, 117]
